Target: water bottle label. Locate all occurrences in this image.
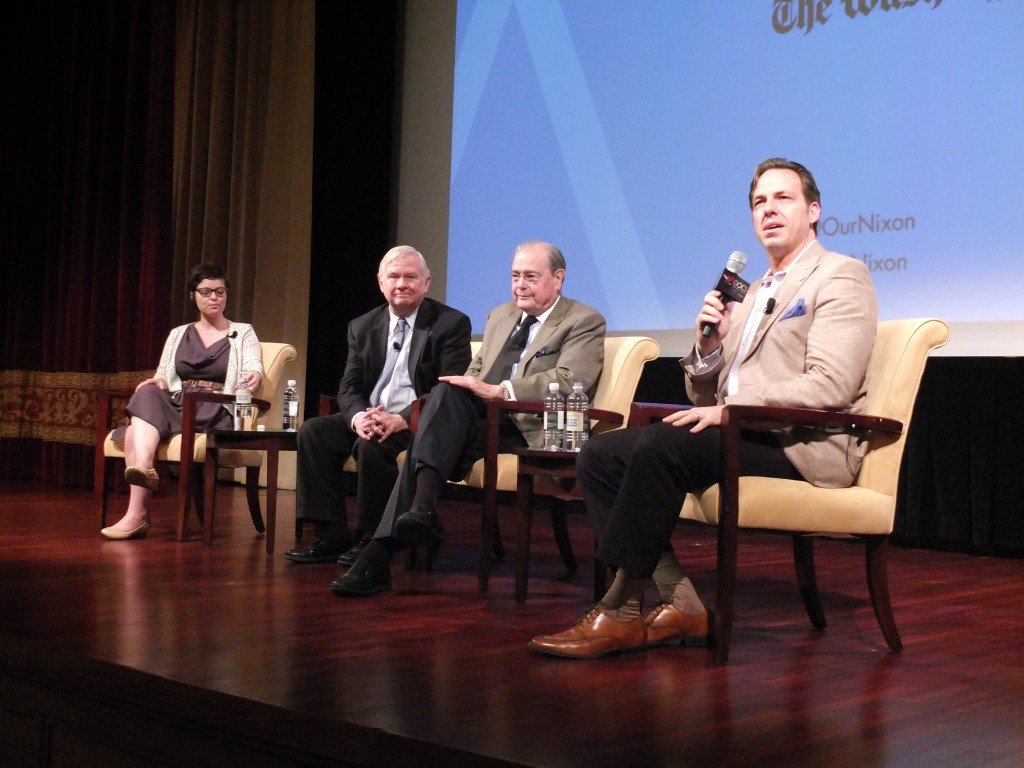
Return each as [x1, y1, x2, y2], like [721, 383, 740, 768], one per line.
[287, 401, 298, 417]
[544, 411, 564, 429]
[566, 410, 583, 431]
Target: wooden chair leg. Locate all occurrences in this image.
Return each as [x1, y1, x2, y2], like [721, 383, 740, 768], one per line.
[245, 466, 265, 533]
[192, 468, 205, 525]
[405, 540, 439, 572]
[865, 535, 902, 652]
[713, 516, 739, 666]
[792, 534, 827, 629]
[550, 500, 578, 574]
[96, 456, 114, 529]
[478, 495, 504, 591]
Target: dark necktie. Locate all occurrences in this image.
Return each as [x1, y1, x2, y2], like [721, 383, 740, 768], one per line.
[483, 315, 537, 384]
[370, 318, 408, 407]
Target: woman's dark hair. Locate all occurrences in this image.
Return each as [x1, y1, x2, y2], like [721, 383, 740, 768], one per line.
[187, 263, 229, 294]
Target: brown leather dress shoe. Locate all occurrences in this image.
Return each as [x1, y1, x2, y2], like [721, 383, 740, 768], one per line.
[528, 605, 647, 659]
[644, 603, 710, 647]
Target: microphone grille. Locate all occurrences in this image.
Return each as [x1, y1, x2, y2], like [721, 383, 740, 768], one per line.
[727, 251, 748, 274]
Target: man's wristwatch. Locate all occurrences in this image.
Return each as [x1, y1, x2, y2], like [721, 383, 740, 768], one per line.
[500, 382, 512, 400]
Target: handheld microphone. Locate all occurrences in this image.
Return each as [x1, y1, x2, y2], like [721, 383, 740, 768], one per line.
[764, 298, 776, 315]
[701, 251, 750, 337]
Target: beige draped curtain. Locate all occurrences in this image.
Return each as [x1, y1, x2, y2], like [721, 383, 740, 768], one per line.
[173, 0, 314, 487]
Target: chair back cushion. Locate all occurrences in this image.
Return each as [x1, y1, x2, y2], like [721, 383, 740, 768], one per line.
[856, 318, 949, 496]
[682, 318, 949, 534]
[590, 336, 660, 431]
[256, 342, 298, 409]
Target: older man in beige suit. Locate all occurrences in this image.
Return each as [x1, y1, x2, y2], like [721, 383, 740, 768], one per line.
[531, 158, 878, 658]
[332, 240, 606, 596]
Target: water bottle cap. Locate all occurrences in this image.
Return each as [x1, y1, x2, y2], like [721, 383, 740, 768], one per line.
[287, 379, 297, 386]
[548, 382, 559, 391]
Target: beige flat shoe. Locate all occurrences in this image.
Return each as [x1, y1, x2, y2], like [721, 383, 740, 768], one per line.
[124, 465, 160, 492]
[100, 521, 151, 541]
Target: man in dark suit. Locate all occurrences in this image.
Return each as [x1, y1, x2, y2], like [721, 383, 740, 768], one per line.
[331, 240, 606, 596]
[284, 246, 472, 565]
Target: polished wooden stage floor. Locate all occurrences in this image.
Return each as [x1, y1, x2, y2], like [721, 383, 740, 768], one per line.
[1, 479, 1022, 767]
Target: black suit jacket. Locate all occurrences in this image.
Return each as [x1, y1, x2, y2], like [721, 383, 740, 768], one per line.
[336, 297, 472, 425]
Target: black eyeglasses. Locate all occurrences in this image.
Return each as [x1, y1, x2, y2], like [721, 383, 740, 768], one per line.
[195, 288, 227, 298]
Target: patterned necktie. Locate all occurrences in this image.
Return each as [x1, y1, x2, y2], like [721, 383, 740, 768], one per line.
[483, 315, 538, 384]
[370, 318, 408, 407]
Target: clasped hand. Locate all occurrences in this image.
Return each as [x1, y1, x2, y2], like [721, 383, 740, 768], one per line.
[355, 406, 408, 441]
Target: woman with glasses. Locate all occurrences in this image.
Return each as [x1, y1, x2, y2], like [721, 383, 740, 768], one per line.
[101, 263, 264, 540]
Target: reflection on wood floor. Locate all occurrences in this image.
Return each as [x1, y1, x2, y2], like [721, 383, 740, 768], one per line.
[1, 480, 1022, 767]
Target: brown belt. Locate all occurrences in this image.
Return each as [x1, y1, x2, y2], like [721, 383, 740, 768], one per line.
[182, 379, 223, 391]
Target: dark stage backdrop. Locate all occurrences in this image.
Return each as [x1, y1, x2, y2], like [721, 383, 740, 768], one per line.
[894, 358, 1024, 556]
[305, 1, 401, 408]
[0, 1, 174, 486]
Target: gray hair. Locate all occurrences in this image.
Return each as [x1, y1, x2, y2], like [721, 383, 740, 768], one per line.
[378, 245, 431, 278]
[515, 240, 566, 273]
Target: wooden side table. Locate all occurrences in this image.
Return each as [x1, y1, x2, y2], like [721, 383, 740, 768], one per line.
[510, 447, 584, 603]
[204, 428, 298, 554]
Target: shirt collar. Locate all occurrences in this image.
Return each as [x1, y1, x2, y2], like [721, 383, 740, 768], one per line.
[761, 239, 815, 287]
[518, 295, 560, 326]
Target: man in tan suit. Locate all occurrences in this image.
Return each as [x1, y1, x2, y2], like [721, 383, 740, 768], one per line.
[531, 158, 878, 658]
[332, 240, 606, 596]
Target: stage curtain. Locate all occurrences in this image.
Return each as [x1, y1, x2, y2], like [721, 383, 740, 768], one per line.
[894, 358, 1024, 555]
[0, 1, 175, 486]
[0, 0, 313, 490]
[172, 0, 275, 328]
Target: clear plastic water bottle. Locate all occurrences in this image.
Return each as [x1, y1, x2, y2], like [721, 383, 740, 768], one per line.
[282, 379, 299, 431]
[565, 382, 589, 452]
[542, 382, 564, 450]
[234, 380, 253, 430]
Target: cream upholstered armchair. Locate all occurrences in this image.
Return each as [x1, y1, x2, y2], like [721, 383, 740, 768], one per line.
[629, 318, 949, 664]
[462, 335, 660, 591]
[95, 341, 297, 541]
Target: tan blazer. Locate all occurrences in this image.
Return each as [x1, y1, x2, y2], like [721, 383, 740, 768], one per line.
[467, 296, 606, 447]
[684, 242, 878, 488]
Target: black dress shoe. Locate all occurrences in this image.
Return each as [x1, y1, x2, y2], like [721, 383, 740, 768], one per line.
[337, 535, 372, 566]
[330, 542, 391, 596]
[394, 506, 444, 546]
[283, 538, 349, 564]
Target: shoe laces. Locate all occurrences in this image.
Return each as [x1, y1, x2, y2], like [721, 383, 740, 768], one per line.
[644, 602, 670, 625]
[573, 604, 605, 627]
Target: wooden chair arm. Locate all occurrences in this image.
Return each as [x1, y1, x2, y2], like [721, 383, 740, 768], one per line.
[720, 404, 903, 437]
[629, 401, 903, 439]
[319, 394, 338, 417]
[95, 387, 136, 445]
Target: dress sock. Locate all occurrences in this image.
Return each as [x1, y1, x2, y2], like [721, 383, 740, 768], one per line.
[412, 466, 445, 512]
[598, 569, 645, 622]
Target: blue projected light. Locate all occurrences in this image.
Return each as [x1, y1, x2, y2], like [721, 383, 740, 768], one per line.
[446, 1, 1024, 352]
